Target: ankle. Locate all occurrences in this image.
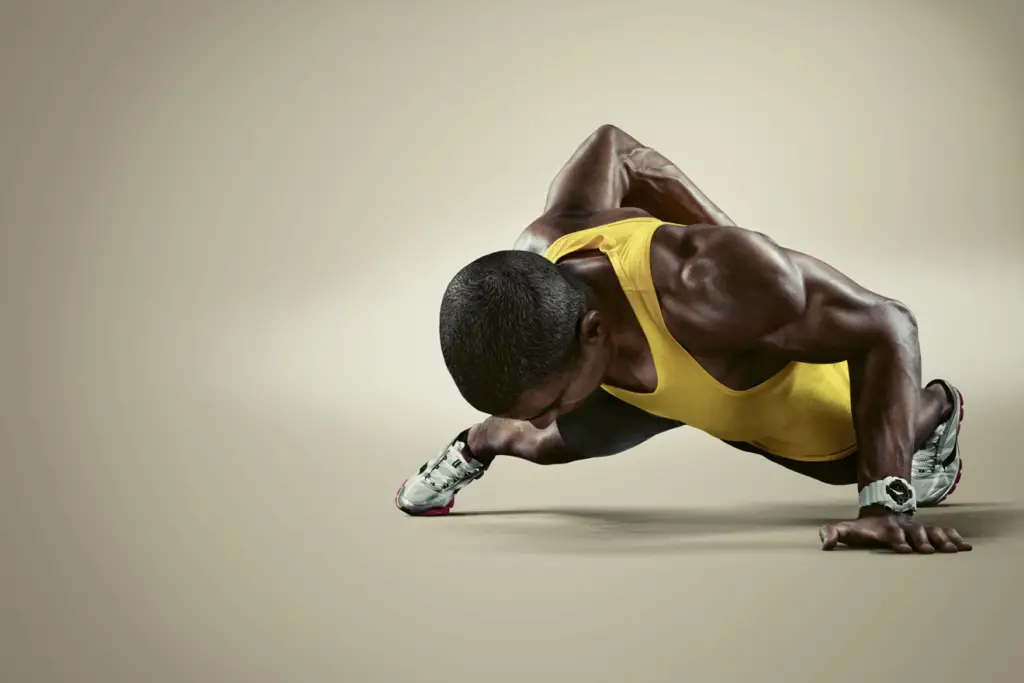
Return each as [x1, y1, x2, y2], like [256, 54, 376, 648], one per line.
[465, 423, 497, 466]
[912, 383, 953, 450]
[928, 382, 954, 422]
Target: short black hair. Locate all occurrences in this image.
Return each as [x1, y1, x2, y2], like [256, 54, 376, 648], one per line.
[439, 249, 587, 415]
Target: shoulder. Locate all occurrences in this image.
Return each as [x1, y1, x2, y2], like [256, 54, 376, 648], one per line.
[652, 224, 807, 348]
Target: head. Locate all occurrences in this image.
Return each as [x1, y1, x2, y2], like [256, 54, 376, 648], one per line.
[439, 250, 612, 428]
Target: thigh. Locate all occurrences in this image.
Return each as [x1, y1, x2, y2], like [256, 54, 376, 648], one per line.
[719, 439, 859, 486]
[555, 388, 684, 459]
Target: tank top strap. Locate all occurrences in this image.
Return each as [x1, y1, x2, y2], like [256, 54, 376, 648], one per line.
[542, 217, 664, 268]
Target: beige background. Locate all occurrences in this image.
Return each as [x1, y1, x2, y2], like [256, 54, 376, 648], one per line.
[2, 1, 1023, 682]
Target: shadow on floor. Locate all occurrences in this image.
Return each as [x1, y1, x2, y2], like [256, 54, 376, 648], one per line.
[436, 502, 1024, 555]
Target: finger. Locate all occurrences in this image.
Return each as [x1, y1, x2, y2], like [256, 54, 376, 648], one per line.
[904, 525, 936, 554]
[819, 524, 841, 551]
[945, 528, 974, 552]
[819, 522, 855, 551]
[926, 526, 958, 553]
[887, 526, 914, 554]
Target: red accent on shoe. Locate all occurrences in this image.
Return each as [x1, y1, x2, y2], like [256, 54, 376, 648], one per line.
[934, 459, 963, 505]
[932, 386, 966, 505]
[395, 480, 457, 516]
[420, 498, 456, 516]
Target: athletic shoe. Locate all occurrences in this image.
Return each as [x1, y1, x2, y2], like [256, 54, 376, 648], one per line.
[911, 379, 965, 507]
[395, 433, 485, 516]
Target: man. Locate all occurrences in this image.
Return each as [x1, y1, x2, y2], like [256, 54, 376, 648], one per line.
[395, 124, 971, 554]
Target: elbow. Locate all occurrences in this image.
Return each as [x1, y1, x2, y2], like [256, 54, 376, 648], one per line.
[593, 123, 623, 138]
[883, 299, 917, 329]
[590, 123, 634, 150]
[876, 299, 919, 348]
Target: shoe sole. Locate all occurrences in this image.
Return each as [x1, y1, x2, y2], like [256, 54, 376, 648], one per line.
[920, 385, 965, 507]
[395, 480, 457, 516]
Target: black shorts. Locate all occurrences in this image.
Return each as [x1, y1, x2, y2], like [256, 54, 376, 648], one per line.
[555, 387, 858, 486]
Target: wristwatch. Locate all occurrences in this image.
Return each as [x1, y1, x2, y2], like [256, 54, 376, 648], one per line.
[859, 476, 917, 514]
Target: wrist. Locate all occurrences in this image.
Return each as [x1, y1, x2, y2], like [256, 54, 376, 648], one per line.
[858, 475, 917, 516]
[465, 423, 497, 466]
[858, 504, 913, 520]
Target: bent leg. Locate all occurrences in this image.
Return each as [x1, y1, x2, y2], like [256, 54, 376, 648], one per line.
[720, 440, 860, 486]
[728, 381, 962, 500]
[396, 389, 682, 515]
[470, 387, 684, 466]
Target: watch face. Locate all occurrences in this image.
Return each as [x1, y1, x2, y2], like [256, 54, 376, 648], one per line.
[886, 479, 913, 505]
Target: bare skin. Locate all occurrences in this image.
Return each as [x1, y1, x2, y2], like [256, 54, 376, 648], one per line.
[460, 125, 970, 554]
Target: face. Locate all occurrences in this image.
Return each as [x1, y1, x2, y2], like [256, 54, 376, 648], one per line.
[501, 310, 612, 429]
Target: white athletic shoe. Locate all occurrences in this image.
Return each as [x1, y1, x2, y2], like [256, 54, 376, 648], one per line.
[911, 380, 965, 507]
[395, 434, 486, 516]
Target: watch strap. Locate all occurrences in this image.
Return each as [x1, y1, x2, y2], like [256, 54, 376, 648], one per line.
[859, 476, 917, 514]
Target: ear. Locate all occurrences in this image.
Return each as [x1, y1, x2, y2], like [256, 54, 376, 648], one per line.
[578, 309, 605, 345]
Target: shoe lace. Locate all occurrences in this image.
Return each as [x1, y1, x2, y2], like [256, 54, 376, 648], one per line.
[911, 429, 944, 477]
[422, 443, 474, 492]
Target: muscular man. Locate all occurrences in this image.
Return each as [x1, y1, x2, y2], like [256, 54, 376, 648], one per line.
[396, 124, 971, 554]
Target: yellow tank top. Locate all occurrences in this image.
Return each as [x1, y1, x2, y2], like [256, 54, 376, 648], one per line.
[543, 217, 857, 462]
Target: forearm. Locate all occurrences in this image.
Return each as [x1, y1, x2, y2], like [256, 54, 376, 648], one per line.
[543, 124, 735, 227]
[847, 307, 923, 492]
[621, 143, 737, 227]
